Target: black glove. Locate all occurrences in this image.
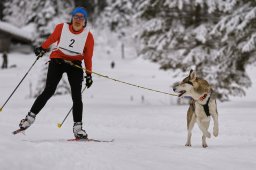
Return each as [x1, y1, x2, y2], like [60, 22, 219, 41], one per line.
[85, 75, 93, 88]
[34, 46, 46, 58]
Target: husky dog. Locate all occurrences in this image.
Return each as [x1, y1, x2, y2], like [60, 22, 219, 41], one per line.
[173, 70, 219, 148]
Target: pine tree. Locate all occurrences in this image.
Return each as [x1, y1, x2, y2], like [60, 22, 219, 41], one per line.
[97, 0, 256, 100]
[4, 0, 74, 44]
[0, 0, 7, 20]
[3, 0, 34, 26]
[206, 0, 256, 100]
[96, 0, 144, 32]
[136, 0, 256, 101]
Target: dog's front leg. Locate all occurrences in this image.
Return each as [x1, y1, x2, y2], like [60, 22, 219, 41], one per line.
[186, 114, 196, 147]
[201, 120, 210, 148]
[197, 118, 211, 138]
[210, 100, 219, 137]
[212, 113, 219, 137]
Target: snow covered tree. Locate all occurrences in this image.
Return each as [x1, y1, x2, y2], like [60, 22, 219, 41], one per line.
[0, 0, 6, 20]
[96, 0, 146, 35]
[206, 0, 256, 100]
[102, 0, 135, 31]
[136, 0, 256, 101]
[3, 0, 32, 26]
[4, 0, 74, 43]
[32, 0, 75, 45]
[97, 0, 256, 100]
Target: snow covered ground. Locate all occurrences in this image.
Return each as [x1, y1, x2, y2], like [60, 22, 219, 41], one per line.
[0, 48, 256, 170]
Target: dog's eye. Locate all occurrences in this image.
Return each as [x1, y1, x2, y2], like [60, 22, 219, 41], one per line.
[187, 81, 193, 86]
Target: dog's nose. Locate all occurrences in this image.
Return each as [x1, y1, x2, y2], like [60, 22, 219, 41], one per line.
[173, 88, 176, 92]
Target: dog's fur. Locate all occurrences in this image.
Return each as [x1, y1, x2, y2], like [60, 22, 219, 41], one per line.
[173, 70, 219, 148]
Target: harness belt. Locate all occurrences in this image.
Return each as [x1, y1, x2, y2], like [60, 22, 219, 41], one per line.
[202, 95, 211, 117]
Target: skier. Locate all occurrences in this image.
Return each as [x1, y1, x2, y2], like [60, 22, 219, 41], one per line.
[1, 51, 8, 69]
[18, 7, 94, 139]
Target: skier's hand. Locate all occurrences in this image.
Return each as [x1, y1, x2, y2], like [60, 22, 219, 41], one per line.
[34, 46, 46, 58]
[85, 75, 93, 88]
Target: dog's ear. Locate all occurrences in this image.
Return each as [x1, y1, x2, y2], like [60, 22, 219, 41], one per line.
[189, 69, 196, 81]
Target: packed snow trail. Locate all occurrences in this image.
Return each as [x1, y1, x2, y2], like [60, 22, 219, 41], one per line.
[0, 52, 256, 170]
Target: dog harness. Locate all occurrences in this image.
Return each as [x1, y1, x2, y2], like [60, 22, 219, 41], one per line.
[202, 96, 211, 117]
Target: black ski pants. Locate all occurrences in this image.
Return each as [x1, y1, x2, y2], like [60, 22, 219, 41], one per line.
[30, 58, 84, 122]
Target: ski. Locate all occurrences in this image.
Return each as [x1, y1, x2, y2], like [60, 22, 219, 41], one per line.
[12, 128, 26, 135]
[67, 138, 114, 143]
[12, 128, 114, 143]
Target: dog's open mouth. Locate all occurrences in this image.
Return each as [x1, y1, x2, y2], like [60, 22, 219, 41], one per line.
[178, 90, 186, 97]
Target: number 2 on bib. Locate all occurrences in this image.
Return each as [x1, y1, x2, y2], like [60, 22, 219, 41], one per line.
[69, 39, 75, 47]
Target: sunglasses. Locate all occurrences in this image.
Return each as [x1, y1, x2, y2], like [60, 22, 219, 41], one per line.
[73, 15, 85, 21]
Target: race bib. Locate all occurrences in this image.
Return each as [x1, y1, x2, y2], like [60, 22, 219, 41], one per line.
[57, 23, 89, 56]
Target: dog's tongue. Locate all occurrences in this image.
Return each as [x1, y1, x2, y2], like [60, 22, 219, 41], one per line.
[178, 91, 186, 97]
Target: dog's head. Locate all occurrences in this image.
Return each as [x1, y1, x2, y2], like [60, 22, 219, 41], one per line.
[173, 70, 210, 99]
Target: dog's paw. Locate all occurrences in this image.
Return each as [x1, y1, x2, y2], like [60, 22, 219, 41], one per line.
[185, 143, 192, 147]
[213, 127, 219, 137]
[202, 143, 208, 148]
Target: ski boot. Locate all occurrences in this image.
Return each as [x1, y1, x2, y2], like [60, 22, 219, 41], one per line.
[19, 112, 36, 130]
[73, 122, 88, 139]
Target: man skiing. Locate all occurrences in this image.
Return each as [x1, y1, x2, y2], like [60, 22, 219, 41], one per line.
[18, 7, 94, 139]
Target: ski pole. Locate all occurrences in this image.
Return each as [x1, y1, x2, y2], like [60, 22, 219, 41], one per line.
[0, 56, 40, 112]
[57, 86, 87, 128]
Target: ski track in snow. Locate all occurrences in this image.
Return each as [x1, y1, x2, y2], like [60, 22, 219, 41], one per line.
[0, 53, 256, 170]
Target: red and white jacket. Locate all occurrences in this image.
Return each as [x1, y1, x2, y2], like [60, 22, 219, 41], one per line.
[41, 23, 94, 75]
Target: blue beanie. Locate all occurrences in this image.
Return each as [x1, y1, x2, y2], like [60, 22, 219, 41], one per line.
[71, 7, 88, 18]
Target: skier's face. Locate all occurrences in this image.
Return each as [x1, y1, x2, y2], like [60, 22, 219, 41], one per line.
[72, 13, 85, 31]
